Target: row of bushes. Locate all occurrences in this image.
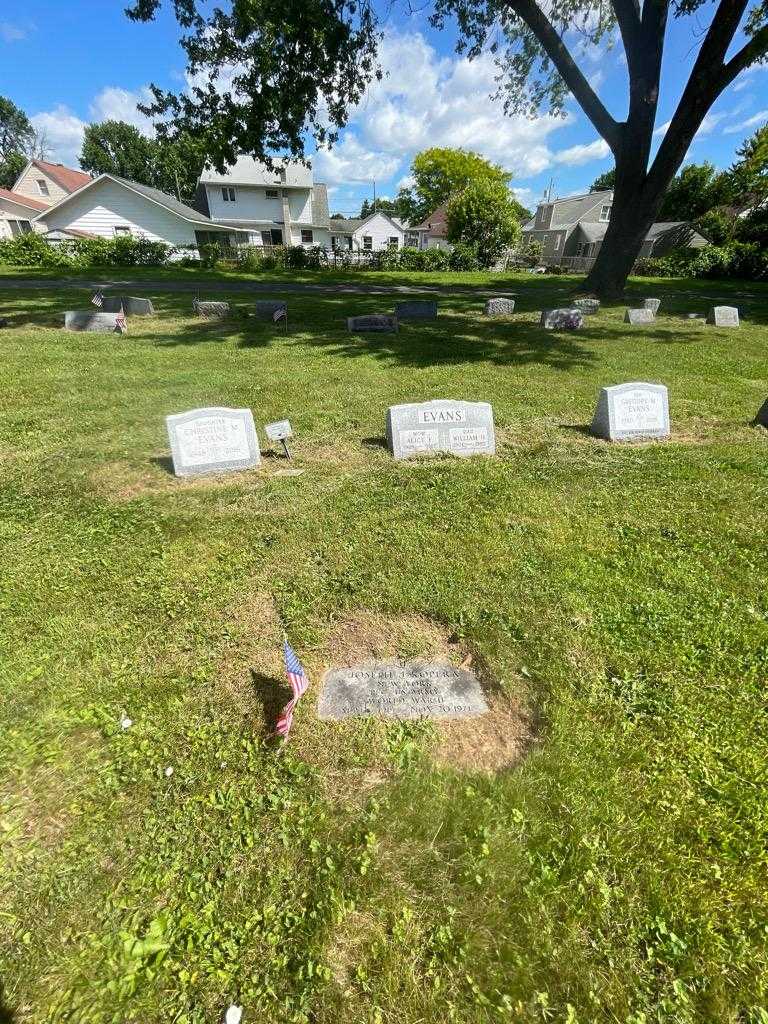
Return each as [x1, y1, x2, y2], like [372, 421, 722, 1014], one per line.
[231, 242, 484, 272]
[0, 231, 179, 268]
[635, 241, 768, 281]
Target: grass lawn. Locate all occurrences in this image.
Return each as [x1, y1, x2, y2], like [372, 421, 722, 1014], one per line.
[1, 274, 767, 1024]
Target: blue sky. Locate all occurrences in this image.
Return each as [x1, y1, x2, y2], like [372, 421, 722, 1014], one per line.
[1, 1, 766, 216]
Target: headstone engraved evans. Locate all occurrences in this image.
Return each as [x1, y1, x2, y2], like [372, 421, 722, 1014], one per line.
[754, 398, 768, 428]
[624, 308, 656, 325]
[255, 300, 288, 319]
[484, 297, 516, 316]
[394, 300, 438, 320]
[347, 314, 398, 332]
[707, 305, 739, 327]
[573, 298, 600, 315]
[166, 407, 260, 477]
[318, 660, 488, 720]
[64, 310, 125, 333]
[591, 382, 670, 441]
[101, 296, 155, 315]
[643, 298, 661, 314]
[194, 300, 231, 319]
[540, 308, 584, 330]
[386, 399, 496, 460]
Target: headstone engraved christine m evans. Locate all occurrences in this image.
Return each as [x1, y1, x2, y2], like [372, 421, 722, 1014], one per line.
[394, 300, 438, 320]
[64, 311, 126, 333]
[624, 308, 656, 325]
[540, 308, 584, 330]
[591, 382, 670, 442]
[101, 296, 155, 316]
[484, 297, 515, 316]
[318, 660, 488, 720]
[347, 314, 398, 333]
[194, 300, 231, 319]
[386, 399, 496, 460]
[643, 297, 661, 315]
[707, 305, 740, 327]
[166, 407, 261, 477]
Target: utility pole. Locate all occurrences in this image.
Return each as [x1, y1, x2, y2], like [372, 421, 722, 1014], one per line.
[372, 180, 376, 213]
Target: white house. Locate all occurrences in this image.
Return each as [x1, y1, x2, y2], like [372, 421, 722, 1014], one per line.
[328, 211, 418, 251]
[197, 157, 330, 247]
[34, 174, 243, 247]
[0, 187, 49, 239]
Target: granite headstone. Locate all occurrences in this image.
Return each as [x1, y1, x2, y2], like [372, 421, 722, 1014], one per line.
[540, 308, 584, 330]
[166, 407, 261, 477]
[624, 308, 656, 325]
[255, 300, 288, 319]
[386, 399, 496, 460]
[347, 314, 398, 332]
[573, 298, 600, 315]
[194, 300, 231, 319]
[591, 382, 670, 442]
[394, 300, 438, 320]
[707, 305, 739, 327]
[64, 310, 125, 333]
[318, 660, 488, 720]
[643, 298, 661, 315]
[484, 297, 516, 316]
[101, 296, 155, 316]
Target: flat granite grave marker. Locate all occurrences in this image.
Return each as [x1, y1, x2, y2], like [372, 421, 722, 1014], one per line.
[101, 296, 155, 316]
[484, 297, 516, 316]
[386, 399, 496, 460]
[255, 300, 288, 319]
[394, 300, 438, 320]
[754, 399, 768, 428]
[573, 298, 600, 315]
[591, 382, 670, 442]
[347, 314, 398, 332]
[64, 310, 125, 333]
[643, 298, 661, 315]
[540, 308, 584, 330]
[194, 300, 231, 319]
[166, 407, 260, 477]
[318, 660, 488, 720]
[624, 308, 656, 325]
[707, 305, 739, 327]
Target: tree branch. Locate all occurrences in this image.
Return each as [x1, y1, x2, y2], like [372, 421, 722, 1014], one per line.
[721, 23, 768, 88]
[611, 0, 641, 67]
[502, 0, 622, 152]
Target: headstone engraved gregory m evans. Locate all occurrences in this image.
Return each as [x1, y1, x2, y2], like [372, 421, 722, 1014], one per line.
[318, 660, 488, 720]
[347, 314, 398, 332]
[394, 300, 438, 320]
[166, 407, 261, 477]
[386, 399, 496, 460]
[591, 382, 670, 442]
[707, 305, 740, 327]
[540, 308, 584, 330]
[64, 310, 126, 333]
[624, 308, 656, 325]
[484, 297, 516, 316]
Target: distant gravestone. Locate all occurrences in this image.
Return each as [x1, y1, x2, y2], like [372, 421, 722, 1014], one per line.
[754, 399, 768, 428]
[166, 407, 260, 477]
[624, 308, 656, 325]
[318, 660, 488, 720]
[386, 399, 495, 460]
[194, 300, 231, 319]
[484, 297, 516, 316]
[347, 314, 398, 332]
[683, 313, 705, 320]
[64, 310, 125, 333]
[707, 305, 739, 327]
[255, 300, 288, 319]
[540, 308, 584, 330]
[394, 300, 438, 320]
[101, 296, 155, 315]
[591, 382, 670, 442]
[643, 298, 661, 315]
[573, 298, 600, 315]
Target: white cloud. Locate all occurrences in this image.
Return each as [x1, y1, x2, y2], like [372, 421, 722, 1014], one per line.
[89, 86, 156, 134]
[724, 110, 768, 134]
[313, 29, 579, 186]
[553, 138, 610, 166]
[0, 21, 31, 42]
[654, 111, 728, 139]
[30, 105, 87, 167]
[733, 64, 766, 93]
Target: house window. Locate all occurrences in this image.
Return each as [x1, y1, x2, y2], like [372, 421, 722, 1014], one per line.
[553, 234, 562, 251]
[37, 179, 49, 196]
[405, 232, 419, 247]
[8, 219, 32, 236]
[362, 235, 372, 250]
[265, 188, 279, 199]
[114, 226, 132, 237]
[301, 229, 313, 244]
[222, 187, 236, 202]
[388, 236, 399, 249]
[600, 204, 612, 222]
[261, 228, 283, 245]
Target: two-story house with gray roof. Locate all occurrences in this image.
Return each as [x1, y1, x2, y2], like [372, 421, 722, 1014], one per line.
[521, 190, 708, 266]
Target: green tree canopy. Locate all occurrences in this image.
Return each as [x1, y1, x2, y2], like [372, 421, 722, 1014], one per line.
[590, 169, 616, 192]
[726, 121, 768, 211]
[0, 96, 37, 190]
[658, 162, 730, 221]
[0, 150, 27, 190]
[446, 179, 521, 266]
[398, 148, 512, 224]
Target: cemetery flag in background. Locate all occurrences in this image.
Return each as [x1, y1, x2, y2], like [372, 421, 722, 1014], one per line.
[273, 306, 286, 323]
[115, 309, 127, 333]
[276, 642, 309, 739]
[91, 290, 103, 307]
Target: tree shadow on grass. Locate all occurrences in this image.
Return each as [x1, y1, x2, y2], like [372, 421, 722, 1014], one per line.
[0, 979, 16, 1024]
[249, 670, 291, 733]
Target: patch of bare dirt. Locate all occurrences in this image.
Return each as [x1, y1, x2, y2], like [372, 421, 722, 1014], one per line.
[323, 610, 462, 667]
[432, 691, 536, 774]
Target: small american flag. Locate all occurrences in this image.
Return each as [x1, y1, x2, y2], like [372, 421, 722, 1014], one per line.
[115, 309, 127, 333]
[275, 641, 309, 739]
[273, 306, 287, 323]
[91, 290, 104, 307]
